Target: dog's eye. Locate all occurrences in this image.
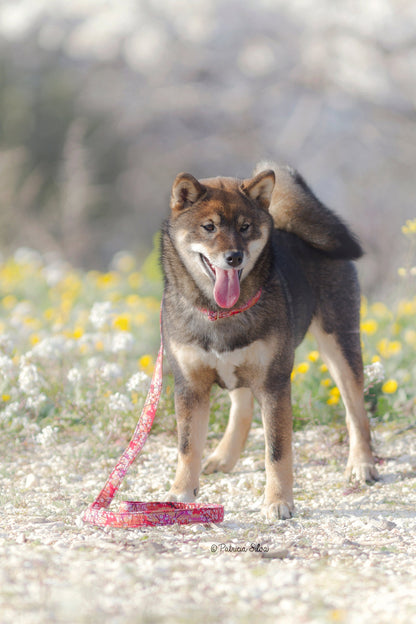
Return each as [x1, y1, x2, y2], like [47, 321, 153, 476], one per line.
[202, 223, 216, 232]
[240, 223, 250, 232]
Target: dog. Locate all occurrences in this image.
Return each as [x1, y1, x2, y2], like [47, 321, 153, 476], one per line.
[160, 164, 378, 520]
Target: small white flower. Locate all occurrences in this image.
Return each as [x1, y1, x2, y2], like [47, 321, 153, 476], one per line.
[18, 363, 44, 396]
[364, 361, 385, 385]
[89, 302, 113, 330]
[0, 333, 15, 356]
[111, 331, 134, 353]
[29, 336, 66, 361]
[36, 425, 57, 446]
[42, 259, 69, 286]
[126, 371, 149, 393]
[100, 363, 123, 381]
[1, 401, 20, 421]
[67, 367, 82, 385]
[87, 356, 104, 371]
[26, 393, 47, 411]
[108, 392, 133, 414]
[0, 355, 16, 382]
[14, 247, 43, 267]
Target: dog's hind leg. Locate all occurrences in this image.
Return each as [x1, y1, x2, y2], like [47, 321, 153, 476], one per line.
[203, 387, 254, 474]
[310, 318, 378, 483]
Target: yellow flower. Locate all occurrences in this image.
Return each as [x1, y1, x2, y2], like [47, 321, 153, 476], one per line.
[321, 378, 331, 387]
[72, 326, 84, 340]
[128, 272, 142, 290]
[327, 395, 340, 406]
[126, 294, 141, 308]
[377, 339, 402, 358]
[2, 394, 11, 402]
[113, 314, 131, 332]
[113, 252, 136, 273]
[397, 300, 416, 317]
[96, 272, 119, 289]
[370, 302, 390, 318]
[397, 267, 407, 277]
[44, 308, 55, 322]
[308, 350, 320, 362]
[23, 317, 42, 330]
[296, 362, 310, 374]
[402, 218, 416, 236]
[361, 319, 378, 335]
[329, 386, 340, 397]
[2, 294, 17, 310]
[382, 379, 398, 394]
[329, 609, 346, 622]
[30, 334, 40, 346]
[139, 354, 154, 375]
[404, 329, 416, 347]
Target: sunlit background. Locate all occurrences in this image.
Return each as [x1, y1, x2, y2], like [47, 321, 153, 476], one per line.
[0, 0, 415, 296]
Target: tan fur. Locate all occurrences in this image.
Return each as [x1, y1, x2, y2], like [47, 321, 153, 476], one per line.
[310, 319, 377, 482]
[203, 388, 254, 474]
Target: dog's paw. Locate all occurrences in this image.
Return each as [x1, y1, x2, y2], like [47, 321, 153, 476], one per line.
[262, 500, 294, 522]
[165, 487, 199, 503]
[202, 454, 234, 475]
[345, 461, 379, 484]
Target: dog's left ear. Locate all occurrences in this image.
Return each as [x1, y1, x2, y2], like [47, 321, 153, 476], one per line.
[170, 173, 206, 212]
[241, 170, 275, 210]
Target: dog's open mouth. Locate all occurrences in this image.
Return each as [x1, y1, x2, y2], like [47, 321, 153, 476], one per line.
[200, 255, 242, 309]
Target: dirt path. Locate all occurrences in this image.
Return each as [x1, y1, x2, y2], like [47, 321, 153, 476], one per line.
[1, 423, 416, 623]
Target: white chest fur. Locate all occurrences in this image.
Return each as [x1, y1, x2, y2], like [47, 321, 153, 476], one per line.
[170, 337, 276, 390]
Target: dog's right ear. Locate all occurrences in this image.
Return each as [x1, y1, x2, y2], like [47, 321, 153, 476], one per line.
[170, 173, 206, 212]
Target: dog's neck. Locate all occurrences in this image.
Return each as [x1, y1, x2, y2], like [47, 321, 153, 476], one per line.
[197, 287, 263, 321]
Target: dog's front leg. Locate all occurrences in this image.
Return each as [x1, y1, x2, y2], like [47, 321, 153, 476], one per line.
[258, 381, 294, 521]
[166, 389, 210, 503]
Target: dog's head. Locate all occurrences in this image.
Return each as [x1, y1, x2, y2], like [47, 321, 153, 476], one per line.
[168, 170, 275, 308]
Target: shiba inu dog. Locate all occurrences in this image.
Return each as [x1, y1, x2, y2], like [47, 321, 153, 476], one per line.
[161, 164, 378, 520]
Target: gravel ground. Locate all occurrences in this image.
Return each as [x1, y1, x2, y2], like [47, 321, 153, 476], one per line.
[1, 422, 416, 624]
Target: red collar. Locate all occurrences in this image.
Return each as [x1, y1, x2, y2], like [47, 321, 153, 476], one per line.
[198, 288, 263, 321]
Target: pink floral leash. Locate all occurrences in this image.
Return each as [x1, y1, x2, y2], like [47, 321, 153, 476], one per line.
[82, 290, 262, 528]
[82, 336, 224, 528]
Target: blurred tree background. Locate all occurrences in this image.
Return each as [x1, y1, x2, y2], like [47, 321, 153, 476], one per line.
[0, 0, 415, 297]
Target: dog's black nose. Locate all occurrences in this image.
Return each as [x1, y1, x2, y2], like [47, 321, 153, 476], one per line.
[225, 251, 243, 268]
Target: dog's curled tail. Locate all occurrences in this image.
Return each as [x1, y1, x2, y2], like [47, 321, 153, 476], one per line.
[254, 162, 363, 260]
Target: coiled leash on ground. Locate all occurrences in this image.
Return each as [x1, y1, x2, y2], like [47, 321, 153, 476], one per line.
[82, 315, 224, 528]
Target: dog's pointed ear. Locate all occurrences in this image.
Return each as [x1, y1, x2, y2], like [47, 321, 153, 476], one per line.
[170, 173, 206, 212]
[241, 170, 275, 210]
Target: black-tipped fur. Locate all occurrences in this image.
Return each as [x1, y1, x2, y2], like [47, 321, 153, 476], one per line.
[257, 164, 363, 260]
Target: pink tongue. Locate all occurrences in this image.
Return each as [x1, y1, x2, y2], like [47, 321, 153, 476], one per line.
[213, 268, 240, 308]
